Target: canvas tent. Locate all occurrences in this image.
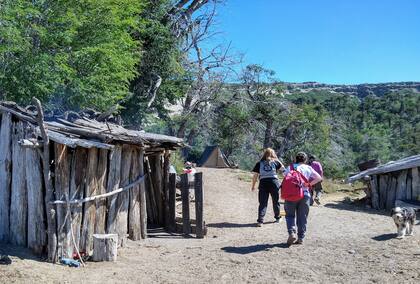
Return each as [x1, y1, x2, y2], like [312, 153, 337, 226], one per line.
[198, 146, 233, 168]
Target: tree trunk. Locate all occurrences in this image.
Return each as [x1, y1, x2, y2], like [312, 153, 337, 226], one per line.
[264, 119, 273, 148]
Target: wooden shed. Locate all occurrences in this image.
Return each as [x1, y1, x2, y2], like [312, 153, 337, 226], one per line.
[347, 155, 420, 210]
[0, 100, 183, 262]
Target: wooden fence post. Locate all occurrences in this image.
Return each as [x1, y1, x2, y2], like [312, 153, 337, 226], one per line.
[168, 173, 176, 232]
[163, 151, 170, 230]
[181, 174, 190, 235]
[369, 175, 379, 210]
[194, 172, 204, 238]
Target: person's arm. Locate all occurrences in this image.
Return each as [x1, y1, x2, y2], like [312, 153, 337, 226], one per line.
[318, 162, 324, 178]
[309, 169, 322, 186]
[251, 173, 259, 191]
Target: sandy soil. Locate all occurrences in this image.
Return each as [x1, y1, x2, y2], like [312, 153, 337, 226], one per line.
[1, 168, 420, 283]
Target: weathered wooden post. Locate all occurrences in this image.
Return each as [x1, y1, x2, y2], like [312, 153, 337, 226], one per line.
[168, 173, 177, 232]
[163, 150, 170, 230]
[25, 127, 46, 254]
[181, 173, 191, 235]
[129, 148, 141, 241]
[10, 121, 27, 246]
[194, 172, 204, 238]
[0, 112, 12, 243]
[369, 175, 379, 209]
[106, 145, 122, 235]
[33, 97, 57, 262]
[138, 149, 147, 239]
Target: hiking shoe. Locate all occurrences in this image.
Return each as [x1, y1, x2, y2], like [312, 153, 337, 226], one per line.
[287, 234, 297, 246]
[274, 217, 282, 223]
[256, 222, 263, 227]
[314, 197, 321, 205]
[296, 239, 303, 245]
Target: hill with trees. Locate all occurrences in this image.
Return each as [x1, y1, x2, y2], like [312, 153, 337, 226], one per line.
[1, 0, 418, 178]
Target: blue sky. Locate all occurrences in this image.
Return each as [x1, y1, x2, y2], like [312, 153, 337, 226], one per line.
[216, 0, 420, 84]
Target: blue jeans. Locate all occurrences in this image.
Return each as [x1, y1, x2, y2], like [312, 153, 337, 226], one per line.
[284, 196, 311, 239]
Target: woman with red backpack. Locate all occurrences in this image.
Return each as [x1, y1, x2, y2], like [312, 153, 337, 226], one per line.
[251, 148, 285, 227]
[281, 152, 322, 245]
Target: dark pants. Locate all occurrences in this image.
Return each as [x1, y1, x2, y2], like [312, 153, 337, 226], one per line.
[258, 180, 280, 223]
[310, 182, 323, 205]
[284, 195, 311, 239]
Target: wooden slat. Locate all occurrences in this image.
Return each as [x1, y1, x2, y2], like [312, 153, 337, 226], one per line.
[163, 151, 170, 229]
[395, 170, 408, 201]
[10, 122, 28, 246]
[95, 149, 108, 234]
[194, 172, 204, 238]
[69, 148, 87, 250]
[181, 174, 191, 235]
[106, 145, 122, 234]
[129, 148, 141, 241]
[10, 121, 27, 246]
[54, 143, 72, 258]
[386, 176, 397, 210]
[138, 149, 147, 239]
[116, 145, 132, 247]
[0, 112, 13, 242]
[168, 173, 177, 232]
[369, 176, 379, 209]
[25, 127, 46, 254]
[81, 148, 99, 253]
[412, 167, 420, 201]
[378, 175, 388, 209]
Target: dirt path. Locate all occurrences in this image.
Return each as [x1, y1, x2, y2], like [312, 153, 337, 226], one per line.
[1, 168, 420, 283]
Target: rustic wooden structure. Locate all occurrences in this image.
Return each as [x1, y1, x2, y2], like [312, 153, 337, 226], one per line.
[0, 101, 184, 262]
[348, 155, 420, 210]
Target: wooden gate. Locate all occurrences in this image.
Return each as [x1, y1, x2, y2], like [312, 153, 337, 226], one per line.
[167, 173, 206, 238]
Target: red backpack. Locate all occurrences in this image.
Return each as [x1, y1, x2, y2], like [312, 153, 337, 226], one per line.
[281, 165, 310, 201]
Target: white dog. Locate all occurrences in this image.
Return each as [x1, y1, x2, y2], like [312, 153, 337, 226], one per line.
[391, 207, 417, 239]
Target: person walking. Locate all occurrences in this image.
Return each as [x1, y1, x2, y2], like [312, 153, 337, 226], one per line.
[282, 152, 322, 245]
[308, 155, 324, 205]
[251, 148, 285, 227]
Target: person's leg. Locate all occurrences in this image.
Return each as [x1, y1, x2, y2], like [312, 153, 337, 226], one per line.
[284, 200, 298, 245]
[284, 201, 297, 234]
[257, 188, 270, 223]
[269, 186, 281, 220]
[314, 182, 323, 204]
[296, 196, 311, 241]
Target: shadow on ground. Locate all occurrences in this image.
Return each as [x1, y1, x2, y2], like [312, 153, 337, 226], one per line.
[207, 222, 258, 228]
[371, 233, 398, 241]
[0, 244, 44, 264]
[323, 200, 389, 216]
[221, 243, 289, 254]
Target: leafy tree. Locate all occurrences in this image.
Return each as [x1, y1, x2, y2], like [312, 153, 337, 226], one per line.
[0, 0, 140, 111]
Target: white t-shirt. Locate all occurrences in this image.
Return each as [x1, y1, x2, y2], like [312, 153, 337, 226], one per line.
[284, 163, 320, 196]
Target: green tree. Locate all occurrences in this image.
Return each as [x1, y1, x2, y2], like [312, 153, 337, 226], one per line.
[0, 0, 140, 111]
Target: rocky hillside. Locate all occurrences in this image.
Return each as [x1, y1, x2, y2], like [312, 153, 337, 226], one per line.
[284, 82, 420, 98]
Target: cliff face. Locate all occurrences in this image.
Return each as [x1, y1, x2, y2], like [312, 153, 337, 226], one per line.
[284, 82, 420, 98]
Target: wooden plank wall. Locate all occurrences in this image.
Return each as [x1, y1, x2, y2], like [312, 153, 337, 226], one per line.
[0, 118, 167, 259]
[374, 167, 420, 210]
